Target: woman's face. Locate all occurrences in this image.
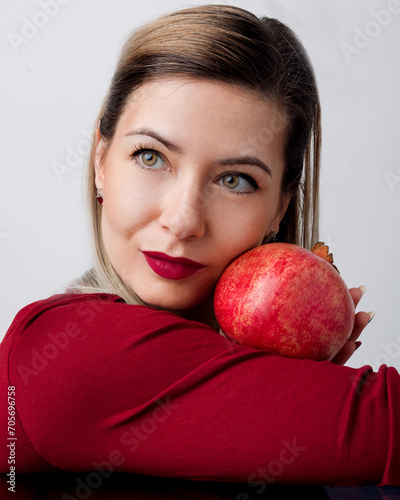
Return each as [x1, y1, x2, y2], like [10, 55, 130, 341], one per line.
[95, 78, 290, 310]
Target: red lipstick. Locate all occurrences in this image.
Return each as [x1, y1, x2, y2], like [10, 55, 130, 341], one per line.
[141, 251, 205, 280]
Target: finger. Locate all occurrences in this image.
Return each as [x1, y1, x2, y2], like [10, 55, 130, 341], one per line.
[332, 310, 374, 365]
[347, 310, 371, 342]
[331, 341, 356, 365]
[349, 285, 366, 309]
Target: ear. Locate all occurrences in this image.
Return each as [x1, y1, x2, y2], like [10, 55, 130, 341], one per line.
[268, 192, 292, 237]
[94, 123, 107, 190]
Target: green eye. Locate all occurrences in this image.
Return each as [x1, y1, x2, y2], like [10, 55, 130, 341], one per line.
[217, 172, 259, 194]
[222, 175, 239, 189]
[141, 152, 158, 167]
[130, 148, 165, 169]
[218, 172, 258, 193]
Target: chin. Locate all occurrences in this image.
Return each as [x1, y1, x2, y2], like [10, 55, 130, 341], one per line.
[123, 268, 217, 313]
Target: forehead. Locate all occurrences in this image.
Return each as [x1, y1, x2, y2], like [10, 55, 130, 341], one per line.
[118, 77, 287, 138]
[128, 77, 265, 104]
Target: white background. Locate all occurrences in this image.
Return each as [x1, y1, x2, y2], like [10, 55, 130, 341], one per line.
[1, 0, 399, 370]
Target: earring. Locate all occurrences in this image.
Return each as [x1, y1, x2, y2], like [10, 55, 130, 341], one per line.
[95, 189, 103, 205]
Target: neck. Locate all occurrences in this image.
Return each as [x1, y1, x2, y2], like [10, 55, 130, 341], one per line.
[142, 295, 220, 330]
[177, 297, 220, 331]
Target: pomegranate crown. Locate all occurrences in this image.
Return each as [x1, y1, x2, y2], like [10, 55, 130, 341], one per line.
[311, 242, 339, 273]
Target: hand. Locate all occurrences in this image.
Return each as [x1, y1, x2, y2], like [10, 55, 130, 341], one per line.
[331, 286, 375, 365]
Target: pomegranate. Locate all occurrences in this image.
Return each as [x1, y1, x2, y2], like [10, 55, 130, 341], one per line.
[214, 242, 355, 360]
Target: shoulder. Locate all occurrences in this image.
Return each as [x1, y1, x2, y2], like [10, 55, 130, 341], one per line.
[2, 292, 219, 356]
[2, 293, 123, 343]
[5, 291, 189, 327]
[18, 292, 216, 332]
[3, 292, 223, 395]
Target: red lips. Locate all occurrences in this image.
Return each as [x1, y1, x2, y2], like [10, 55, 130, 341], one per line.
[141, 251, 205, 280]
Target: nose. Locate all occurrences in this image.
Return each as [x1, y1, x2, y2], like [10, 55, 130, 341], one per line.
[159, 180, 207, 240]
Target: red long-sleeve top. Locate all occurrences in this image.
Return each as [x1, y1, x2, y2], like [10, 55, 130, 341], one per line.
[1, 293, 399, 485]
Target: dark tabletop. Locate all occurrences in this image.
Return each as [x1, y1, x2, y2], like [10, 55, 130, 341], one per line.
[1, 472, 400, 499]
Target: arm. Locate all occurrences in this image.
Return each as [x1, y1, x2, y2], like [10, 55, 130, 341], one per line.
[4, 294, 400, 485]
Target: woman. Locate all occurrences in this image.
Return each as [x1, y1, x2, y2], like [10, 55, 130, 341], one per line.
[1, 5, 399, 486]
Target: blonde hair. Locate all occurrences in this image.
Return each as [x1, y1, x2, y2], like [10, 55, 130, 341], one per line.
[67, 4, 320, 303]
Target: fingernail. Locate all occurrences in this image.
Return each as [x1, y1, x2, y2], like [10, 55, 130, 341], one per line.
[355, 341, 362, 350]
[359, 285, 366, 298]
[367, 311, 375, 324]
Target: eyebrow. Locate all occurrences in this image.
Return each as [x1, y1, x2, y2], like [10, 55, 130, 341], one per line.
[217, 156, 272, 177]
[123, 128, 183, 153]
[124, 127, 272, 177]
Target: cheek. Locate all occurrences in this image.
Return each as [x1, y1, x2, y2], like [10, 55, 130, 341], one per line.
[209, 196, 278, 258]
[102, 167, 160, 238]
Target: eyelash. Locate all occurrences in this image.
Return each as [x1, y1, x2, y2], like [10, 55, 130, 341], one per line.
[129, 145, 260, 194]
[217, 171, 259, 195]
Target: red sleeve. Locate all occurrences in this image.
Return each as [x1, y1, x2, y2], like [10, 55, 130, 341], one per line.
[1, 293, 400, 485]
